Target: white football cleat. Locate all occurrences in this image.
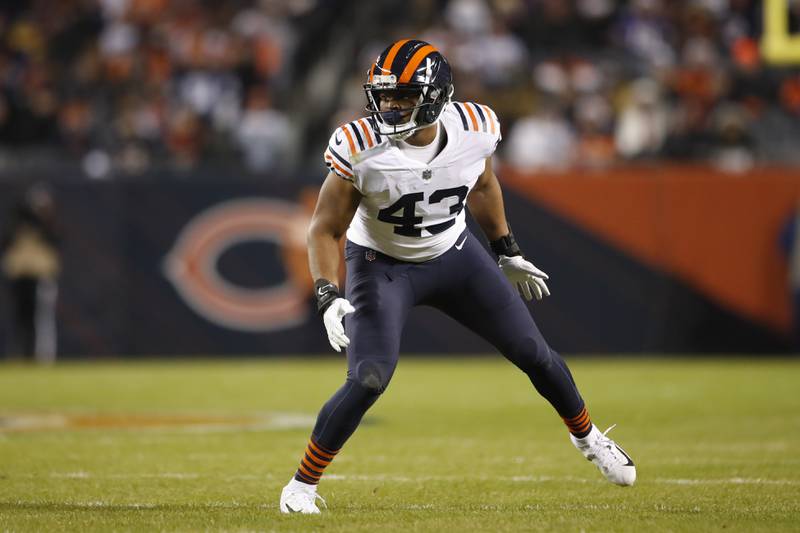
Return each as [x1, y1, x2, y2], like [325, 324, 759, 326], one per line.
[570, 424, 636, 486]
[279, 478, 327, 514]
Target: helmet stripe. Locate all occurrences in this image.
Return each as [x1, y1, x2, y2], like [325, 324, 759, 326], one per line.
[382, 38, 411, 73]
[398, 44, 437, 83]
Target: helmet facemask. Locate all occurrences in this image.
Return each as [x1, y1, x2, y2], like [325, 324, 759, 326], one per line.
[364, 79, 453, 141]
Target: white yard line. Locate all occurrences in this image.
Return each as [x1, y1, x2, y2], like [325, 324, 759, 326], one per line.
[38, 472, 800, 485]
[655, 477, 800, 486]
[6, 500, 264, 510]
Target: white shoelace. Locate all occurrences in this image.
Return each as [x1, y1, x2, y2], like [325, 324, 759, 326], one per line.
[297, 491, 327, 509]
[314, 493, 328, 510]
[588, 424, 625, 464]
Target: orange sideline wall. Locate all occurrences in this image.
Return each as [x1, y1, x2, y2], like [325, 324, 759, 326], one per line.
[501, 165, 800, 334]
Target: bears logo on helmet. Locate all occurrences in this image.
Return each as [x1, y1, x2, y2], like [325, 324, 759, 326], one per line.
[364, 39, 454, 140]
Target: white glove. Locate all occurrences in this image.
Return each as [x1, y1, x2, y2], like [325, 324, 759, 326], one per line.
[498, 255, 550, 301]
[322, 298, 355, 352]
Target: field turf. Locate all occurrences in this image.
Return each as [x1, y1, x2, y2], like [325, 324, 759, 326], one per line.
[0, 357, 798, 532]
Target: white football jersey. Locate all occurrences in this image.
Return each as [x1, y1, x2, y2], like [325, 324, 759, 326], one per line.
[323, 101, 501, 262]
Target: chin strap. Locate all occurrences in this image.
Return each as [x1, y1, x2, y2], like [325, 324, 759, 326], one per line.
[386, 128, 417, 141]
[386, 117, 442, 142]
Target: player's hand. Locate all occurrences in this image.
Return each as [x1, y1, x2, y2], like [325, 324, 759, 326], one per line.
[322, 298, 355, 352]
[498, 255, 550, 301]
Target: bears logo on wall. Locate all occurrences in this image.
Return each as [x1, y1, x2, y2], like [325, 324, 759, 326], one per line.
[163, 197, 312, 332]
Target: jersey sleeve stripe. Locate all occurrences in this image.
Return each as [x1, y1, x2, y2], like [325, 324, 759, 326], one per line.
[398, 44, 437, 83]
[471, 103, 488, 132]
[452, 103, 469, 130]
[480, 104, 496, 134]
[356, 119, 374, 148]
[463, 102, 480, 131]
[325, 154, 354, 178]
[326, 145, 352, 169]
[348, 122, 365, 151]
[342, 125, 357, 154]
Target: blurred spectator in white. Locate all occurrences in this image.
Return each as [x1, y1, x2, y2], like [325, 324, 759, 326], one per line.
[178, 72, 240, 121]
[506, 102, 575, 171]
[1, 185, 60, 363]
[236, 87, 291, 173]
[570, 59, 605, 95]
[615, 78, 668, 159]
[451, 21, 528, 88]
[441, 0, 528, 90]
[616, 0, 676, 69]
[533, 60, 570, 105]
[574, 93, 616, 169]
[708, 104, 755, 173]
[445, 0, 492, 36]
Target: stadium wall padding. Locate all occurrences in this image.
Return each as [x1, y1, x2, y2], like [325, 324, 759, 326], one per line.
[0, 168, 793, 357]
[501, 165, 799, 337]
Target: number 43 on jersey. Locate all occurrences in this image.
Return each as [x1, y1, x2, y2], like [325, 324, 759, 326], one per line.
[377, 186, 469, 237]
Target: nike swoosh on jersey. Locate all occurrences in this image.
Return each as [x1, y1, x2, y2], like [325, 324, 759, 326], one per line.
[334, 132, 342, 145]
[455, 235, 467, 250]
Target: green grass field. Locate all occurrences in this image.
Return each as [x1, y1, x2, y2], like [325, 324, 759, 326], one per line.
[0, 357, 798, 532]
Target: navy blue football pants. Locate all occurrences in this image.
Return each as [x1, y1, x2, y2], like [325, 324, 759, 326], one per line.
[311, 230, 585, 450]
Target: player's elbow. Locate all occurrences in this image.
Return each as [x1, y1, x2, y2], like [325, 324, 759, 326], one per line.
[307, 217, 342, 247]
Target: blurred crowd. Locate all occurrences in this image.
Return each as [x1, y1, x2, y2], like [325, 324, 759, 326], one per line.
[0, 0, 799, 178]
[0, 0, 308, 177]
[345, 0, 800, 173]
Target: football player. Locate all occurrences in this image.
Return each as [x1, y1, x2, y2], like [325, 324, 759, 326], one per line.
[280, 39, 635, 514]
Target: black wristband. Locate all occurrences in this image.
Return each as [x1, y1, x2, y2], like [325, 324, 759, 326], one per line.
[490, 231, 523, 257]
[314, 278, 340, 315]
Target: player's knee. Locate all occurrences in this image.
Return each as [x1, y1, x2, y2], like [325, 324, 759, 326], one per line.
[354, 360, 392, 394]
[509, 336, 554, 373]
